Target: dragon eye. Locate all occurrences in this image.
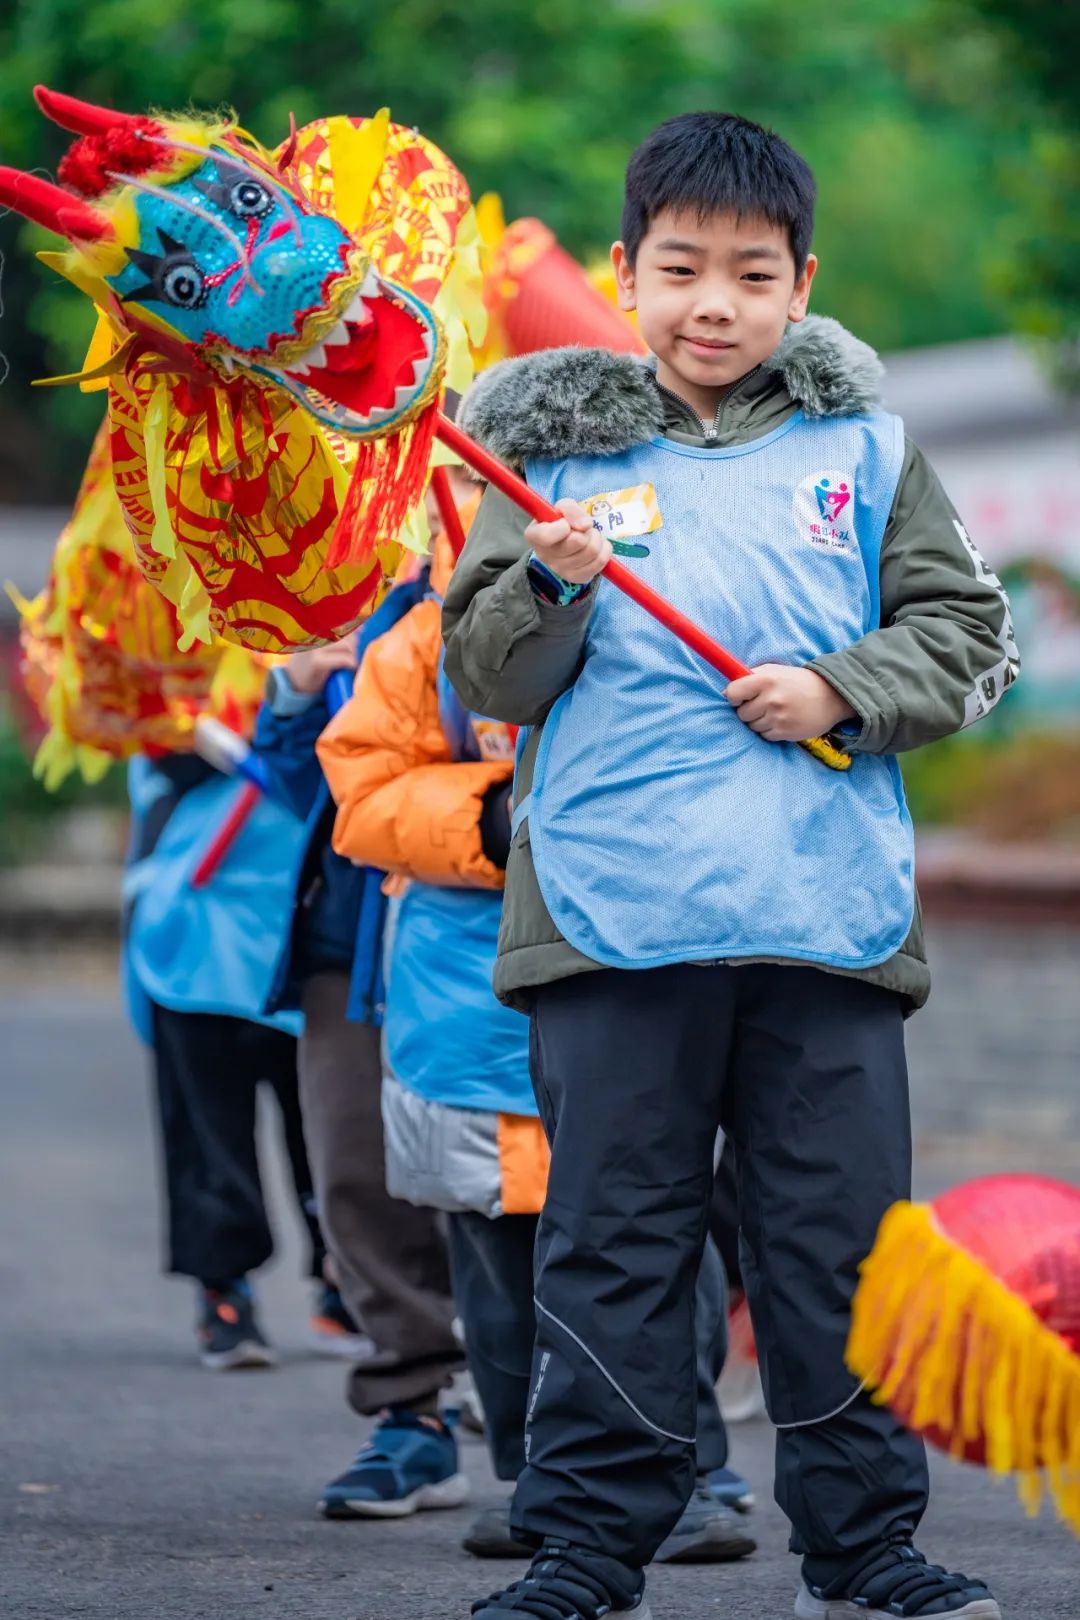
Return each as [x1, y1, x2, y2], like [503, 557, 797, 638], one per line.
[161, 262, 206, 308]
[229, 179, 272, 219]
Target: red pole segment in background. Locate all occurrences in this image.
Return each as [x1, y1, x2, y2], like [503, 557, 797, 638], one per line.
[433, 413, 748, 683]
[190, 780, 261, 889]
[430, 465, 468, 560]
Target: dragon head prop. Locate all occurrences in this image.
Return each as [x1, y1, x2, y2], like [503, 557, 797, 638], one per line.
[1, 89, 483, 652]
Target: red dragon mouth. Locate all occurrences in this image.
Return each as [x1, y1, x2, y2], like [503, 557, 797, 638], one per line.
[270, 269, 438, 435]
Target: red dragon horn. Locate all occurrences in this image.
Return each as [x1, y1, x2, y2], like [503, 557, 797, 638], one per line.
[0, 167, 114, 241]
[33, 85, 144, 140]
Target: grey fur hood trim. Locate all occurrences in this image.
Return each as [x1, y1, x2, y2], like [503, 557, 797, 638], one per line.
[763, 316, 884, 418]
[457, 315, 884, 469]
[458, 347, 663, 471]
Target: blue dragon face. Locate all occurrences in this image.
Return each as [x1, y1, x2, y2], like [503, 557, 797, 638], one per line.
[106, 147, 440, 438]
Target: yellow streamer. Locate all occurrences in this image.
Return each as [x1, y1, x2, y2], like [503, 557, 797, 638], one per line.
[325, 109, 390, 237]
[847, 1200, 1080, 1537]
[144, 381, 176, 560]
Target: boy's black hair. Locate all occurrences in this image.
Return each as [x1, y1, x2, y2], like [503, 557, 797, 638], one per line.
[621, 112, 816, 271]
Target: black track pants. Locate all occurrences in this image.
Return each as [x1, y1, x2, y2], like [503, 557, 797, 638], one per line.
[512, 962, 928, 1574]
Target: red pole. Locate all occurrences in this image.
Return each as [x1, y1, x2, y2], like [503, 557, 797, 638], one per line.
[190, 780, 260, 889]
[433, 412, 851, 770]
[431, 464, 468, 560]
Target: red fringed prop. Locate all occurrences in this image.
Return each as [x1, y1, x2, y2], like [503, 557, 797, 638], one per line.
[848, 1175, 1080, 1535]
[327, 398, 440, 569]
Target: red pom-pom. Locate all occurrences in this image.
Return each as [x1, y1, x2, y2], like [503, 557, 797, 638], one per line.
[58, 117, 166, 198]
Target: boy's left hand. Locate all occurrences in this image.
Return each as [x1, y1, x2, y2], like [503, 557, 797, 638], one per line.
[724, 665, 857, 743]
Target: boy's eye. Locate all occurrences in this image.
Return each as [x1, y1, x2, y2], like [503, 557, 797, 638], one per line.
[742, 272, 775, 283]
[662, 265, 695, 276]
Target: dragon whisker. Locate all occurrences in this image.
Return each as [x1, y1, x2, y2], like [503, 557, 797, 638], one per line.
[106, 169, 264, 297]
[145, 134, 307, 247]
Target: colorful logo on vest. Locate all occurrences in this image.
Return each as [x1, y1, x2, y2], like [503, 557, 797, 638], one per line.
[794, 470, 858, 555]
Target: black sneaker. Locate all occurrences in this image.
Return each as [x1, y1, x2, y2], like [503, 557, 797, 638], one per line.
[653, 1482, 756, 1563]
[463, 1505, 535, 1559]
[795, 1545, 1002, 1619]
[309, 1282, 375, 1360]
[472, 1545, 650, 1618]
[196, 1282, 277, 1371]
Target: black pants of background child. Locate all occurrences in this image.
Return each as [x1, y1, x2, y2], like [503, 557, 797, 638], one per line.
[447, 1213, 734, 1486]
[152, 1003, 324, 1284]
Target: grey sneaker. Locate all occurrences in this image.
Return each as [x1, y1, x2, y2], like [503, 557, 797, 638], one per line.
[653, 1483, 756, 1564]
[463, 1505, 534, 1559]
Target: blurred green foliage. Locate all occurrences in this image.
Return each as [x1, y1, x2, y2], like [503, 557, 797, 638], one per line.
[902, 725, 1080, 843]
[0, 1, 1076, 846]
[963, 0, 1080, 386]
[0, 0, 1075, 498]
[0, 694, 126, 865]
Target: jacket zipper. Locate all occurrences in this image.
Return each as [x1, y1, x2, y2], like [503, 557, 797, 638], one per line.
[652, 365, 763, 444]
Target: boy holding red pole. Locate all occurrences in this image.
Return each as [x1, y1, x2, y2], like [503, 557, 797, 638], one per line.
[443, 112, 1018, 1620]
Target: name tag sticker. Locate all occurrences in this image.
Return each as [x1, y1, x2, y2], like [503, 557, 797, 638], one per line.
[470, 719, 516, 762]
[583, 483, 661, 558]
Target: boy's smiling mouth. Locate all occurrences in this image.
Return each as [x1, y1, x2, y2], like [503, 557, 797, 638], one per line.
[681, 335, 737, 354]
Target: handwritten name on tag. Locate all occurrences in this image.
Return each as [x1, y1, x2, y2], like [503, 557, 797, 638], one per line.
[582, 483, 661, 558]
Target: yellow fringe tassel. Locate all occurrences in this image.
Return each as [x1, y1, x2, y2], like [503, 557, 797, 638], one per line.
[847, 1200, 1080, 1536]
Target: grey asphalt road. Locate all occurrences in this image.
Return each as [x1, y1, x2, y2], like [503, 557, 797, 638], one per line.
[2, 960, 1077, 1619]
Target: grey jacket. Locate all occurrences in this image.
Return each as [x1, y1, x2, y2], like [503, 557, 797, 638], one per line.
[442, 318, 1020, 1012]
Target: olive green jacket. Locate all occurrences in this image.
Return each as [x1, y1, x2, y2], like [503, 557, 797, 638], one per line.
[442, 319, 1020, 1012]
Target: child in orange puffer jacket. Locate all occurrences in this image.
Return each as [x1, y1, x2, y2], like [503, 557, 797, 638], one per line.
[318, 515, 549, 1552]
[317, 510, 754, 1564]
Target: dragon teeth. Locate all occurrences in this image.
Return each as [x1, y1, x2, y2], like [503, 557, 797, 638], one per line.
[392, 384, 416, 412]
[359, 269, 380, 299]
[302, 343, 328, 370]
[323, 319, 351, 348]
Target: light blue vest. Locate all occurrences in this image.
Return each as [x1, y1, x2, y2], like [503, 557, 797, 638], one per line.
[383, 885, 535, 1116]
[520, 410, 914, 971]
[382, 658, 534, 1116]
[124, 764, 303, 1039]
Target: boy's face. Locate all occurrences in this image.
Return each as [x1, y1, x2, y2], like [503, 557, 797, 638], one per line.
[612, 208, 816, 420]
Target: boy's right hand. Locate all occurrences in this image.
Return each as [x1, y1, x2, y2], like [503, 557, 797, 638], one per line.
[286, 638, 358, 695]
[527, 498, 612, 585]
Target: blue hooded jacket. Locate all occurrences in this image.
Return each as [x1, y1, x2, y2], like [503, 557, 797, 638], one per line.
[123, 755, 304, 1043]
[254, 573, 428, 1025]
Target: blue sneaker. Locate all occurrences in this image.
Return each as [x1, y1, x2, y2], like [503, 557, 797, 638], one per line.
[705, 1464, 755, 1513]
[319, 1409, 469, 1519]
